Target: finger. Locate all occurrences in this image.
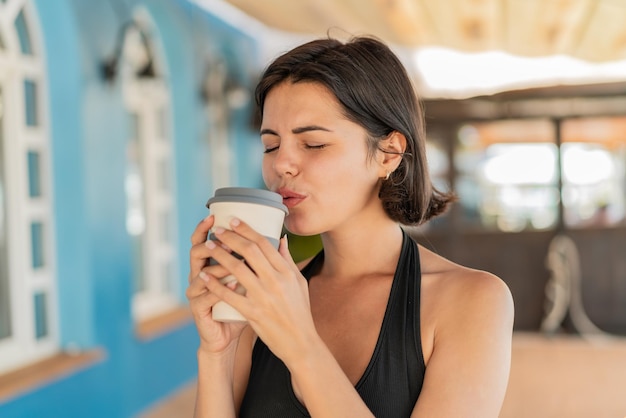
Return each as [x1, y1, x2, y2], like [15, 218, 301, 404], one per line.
[203, 272, 252, 317]
[190, 215, 214, 246]
[190, 241, 233, 281]
[188, 219, 232, 281]
[189, 241, 211, 281]
[189, 242, 231, 270]
[278, 235, 299, 271]
[188, 215, 214, 280]
[187, 276, 221, 317]
[203, 238, 262, 294]
[225, 218, 290, 274]
[186, 271, 213, 299]
[202, 262, 232, 280]
[211, 227, 282, 288]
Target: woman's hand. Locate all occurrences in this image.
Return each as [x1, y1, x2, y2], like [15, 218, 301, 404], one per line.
[186, 215, 248, 355]
[202, 218, 317, 366]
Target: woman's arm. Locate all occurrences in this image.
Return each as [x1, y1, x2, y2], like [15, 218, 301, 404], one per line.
[203, 281, 377, 418]
[186, 216, 254, 417]
[194, 343, 238, 418]
[193, 326, 255, 417]
[412, 269, 514, 417]
[202, 220, 378, 417]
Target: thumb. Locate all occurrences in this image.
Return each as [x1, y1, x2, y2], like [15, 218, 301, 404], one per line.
[278, 234, 298, 268]
[278, 234, 290, 257]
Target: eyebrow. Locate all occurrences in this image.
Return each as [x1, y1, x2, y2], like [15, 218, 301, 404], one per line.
[260, 125, 332, 136]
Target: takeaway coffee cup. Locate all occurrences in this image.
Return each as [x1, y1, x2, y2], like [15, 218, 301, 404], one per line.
[206, 187, 288, 322]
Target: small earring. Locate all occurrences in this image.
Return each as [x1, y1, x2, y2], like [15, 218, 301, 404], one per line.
[385, 170, 391, 180]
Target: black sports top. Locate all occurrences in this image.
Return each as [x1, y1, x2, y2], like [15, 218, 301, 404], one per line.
[239, 229, 425, 417]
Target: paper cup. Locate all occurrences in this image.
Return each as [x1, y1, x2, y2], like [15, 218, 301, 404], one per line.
[206, 187, 288, 322]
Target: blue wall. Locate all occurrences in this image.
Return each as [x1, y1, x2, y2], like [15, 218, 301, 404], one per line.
[0, 0, 261, 416]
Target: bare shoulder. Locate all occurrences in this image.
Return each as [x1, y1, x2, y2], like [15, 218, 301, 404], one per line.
[419, 245, 514, 339]
[414, 245, 514, 416]
[445, 264, 513, 314]
[421, 244, 512, 299]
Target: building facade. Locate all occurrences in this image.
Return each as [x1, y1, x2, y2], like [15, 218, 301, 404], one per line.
[0, 0, 262, 416]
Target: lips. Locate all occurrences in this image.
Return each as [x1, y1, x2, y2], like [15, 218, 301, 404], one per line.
[277, 187, 306, 208]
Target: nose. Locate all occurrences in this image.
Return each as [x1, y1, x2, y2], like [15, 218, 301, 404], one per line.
[272, 143, 299, 177]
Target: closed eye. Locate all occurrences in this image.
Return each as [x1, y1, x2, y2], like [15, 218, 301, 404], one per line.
[263, 145, 279, 154]
[305, 144, 327, 150]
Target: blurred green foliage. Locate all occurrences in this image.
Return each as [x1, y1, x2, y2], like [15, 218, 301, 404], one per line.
[286, 232, 323, 263]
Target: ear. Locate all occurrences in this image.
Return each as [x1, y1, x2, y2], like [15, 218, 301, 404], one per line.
[377, 131, 407, 177]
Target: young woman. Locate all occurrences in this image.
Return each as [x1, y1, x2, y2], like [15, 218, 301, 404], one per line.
[187, 36, 514, 417]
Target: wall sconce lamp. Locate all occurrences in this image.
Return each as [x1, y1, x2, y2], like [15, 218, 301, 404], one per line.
[101, 20, 157, 82]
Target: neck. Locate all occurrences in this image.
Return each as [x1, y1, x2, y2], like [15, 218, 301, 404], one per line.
[318, 218, 404, 280]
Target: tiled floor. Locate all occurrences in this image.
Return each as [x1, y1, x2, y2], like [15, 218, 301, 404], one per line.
[139, 332, 626, 418]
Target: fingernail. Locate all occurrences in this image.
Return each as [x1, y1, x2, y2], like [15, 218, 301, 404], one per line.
[199, 271, 210, 282]
[205, 240, 216, 249]
[282, 234, 288, 247]
[214, 227, 225, 235]
[230, 217, 240, 227]
[203, 215, 212, 223]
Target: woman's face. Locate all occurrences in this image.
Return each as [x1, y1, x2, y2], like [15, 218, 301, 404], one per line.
[261, 81, 384, 236]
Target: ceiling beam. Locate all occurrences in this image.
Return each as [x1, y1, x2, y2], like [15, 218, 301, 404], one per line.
[424, 96, 626, 122]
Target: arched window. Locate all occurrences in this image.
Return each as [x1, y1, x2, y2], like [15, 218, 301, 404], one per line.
[121, 9, 179, 321]
[0, 0, 58, 374]
[203, 58, 234, 191]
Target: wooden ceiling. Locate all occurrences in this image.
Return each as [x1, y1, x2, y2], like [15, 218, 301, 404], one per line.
[222, 0, 626, 63]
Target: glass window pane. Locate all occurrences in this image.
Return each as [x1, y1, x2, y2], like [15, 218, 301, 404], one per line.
[562, 117, 626, 228]
[158, 158, 169, 191]
[160, 210, 171, 242]
[132, 236, 145, 293]
[158, 107, 169, 141]
[126, 113, 145, 236]
[0, 265, 11, 340]
[14, 9, 33, 55]
[0, 85, 11, 340]
[127, 112, 146, 293]
[24, 79, 38, 127]
[31, 221, 44, 268]
[162, 261, 173, 294]
[33, 292, 48, 339]
[455, 120, 559, 231]
[27, 150, 41, 197]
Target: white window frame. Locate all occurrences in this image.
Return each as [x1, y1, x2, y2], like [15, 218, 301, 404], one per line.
[0, 0, 59, 374]
[122, 11, 179, 322]
[204, 59, 234, 191]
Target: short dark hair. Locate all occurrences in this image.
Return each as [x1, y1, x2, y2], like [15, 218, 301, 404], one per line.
[255, 36, 454, 225]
